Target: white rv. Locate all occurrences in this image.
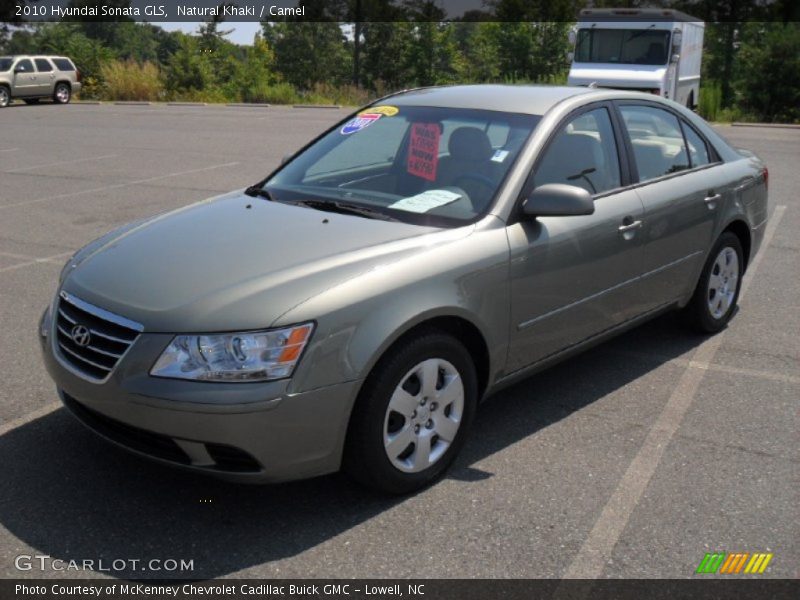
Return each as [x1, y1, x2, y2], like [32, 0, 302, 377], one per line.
[567, 8, 705, 109]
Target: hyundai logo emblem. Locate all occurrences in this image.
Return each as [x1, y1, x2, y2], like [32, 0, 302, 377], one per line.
[70, 324, 91, 347]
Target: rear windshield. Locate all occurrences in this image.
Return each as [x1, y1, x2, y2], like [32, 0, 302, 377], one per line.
[0, 57, 12, 72]
[575, 28, 671, 65]
[266, 106, 540, 227]
[52, 58, 75, 71]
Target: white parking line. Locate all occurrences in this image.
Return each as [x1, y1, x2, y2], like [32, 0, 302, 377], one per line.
[0, 402, 61, 437]
[0, 161, 240, 210]
[559, 204, 787, 582]
[0, 148, 20, 153]
[4, 154, 117, 173]
[0, 251, 73, 274]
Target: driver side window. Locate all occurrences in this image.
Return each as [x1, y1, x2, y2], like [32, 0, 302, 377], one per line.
[534, 107, 621, 195]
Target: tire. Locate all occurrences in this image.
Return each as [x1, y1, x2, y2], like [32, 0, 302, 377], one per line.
[685, 232, 744, 333]
[24, 98, 40, 105]
[53, 83, 71, 104]
[343, 330, 478, 494]
[0, 86, 9, 108]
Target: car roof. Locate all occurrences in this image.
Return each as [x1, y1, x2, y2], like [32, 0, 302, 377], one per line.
[387, 84, 639, 116]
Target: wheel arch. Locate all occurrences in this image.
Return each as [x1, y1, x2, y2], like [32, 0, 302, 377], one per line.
[373, 314, 492, 401]
[722, 219, 752, 272]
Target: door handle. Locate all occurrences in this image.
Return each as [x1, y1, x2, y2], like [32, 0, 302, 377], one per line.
[704, 193, 721, 210]
[618, 220, 643, 233]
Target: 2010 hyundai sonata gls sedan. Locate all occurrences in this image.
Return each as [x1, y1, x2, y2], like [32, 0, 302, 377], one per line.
[40, 85, 768, 494]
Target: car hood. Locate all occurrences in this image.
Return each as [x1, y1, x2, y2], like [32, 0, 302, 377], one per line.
[63, 191, 467, 332]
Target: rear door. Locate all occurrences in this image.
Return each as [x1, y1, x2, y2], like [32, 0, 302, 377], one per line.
[33, 58, 56, 96]
[506, 103, 647, 371]
[615, 102, 729, 311]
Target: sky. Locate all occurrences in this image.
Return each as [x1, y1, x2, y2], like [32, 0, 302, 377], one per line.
[158, 22, 263, 45]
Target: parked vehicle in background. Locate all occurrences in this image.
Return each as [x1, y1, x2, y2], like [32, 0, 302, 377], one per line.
[567, 8, 704, 109]
[0, 55, 81, 108]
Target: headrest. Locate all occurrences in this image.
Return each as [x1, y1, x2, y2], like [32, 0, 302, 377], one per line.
[448, 127, 493, 163]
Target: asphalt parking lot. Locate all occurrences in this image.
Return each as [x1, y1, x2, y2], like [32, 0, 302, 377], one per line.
[0, 103, 797, 580]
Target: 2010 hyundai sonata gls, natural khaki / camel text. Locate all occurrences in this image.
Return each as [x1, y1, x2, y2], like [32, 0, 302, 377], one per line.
[40, 85, 768, 493]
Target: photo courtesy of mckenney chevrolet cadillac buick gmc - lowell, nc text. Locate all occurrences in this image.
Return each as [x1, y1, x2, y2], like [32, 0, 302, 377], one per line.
[40, 84, 768, 494]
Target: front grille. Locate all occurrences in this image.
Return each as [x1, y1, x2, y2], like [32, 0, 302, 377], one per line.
[55, 291, 142, 381]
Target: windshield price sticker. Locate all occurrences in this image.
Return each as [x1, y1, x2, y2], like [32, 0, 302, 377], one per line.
[407, 122, 441, 181]
[341, 113, 381, 135]
[389, 189, 462, 213]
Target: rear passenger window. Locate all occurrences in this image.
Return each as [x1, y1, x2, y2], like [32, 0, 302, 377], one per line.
[34, 59, 53, 72]
[681, 122, 711, 167]
[534, 107, 621, 195]
[619, 105, 690, 182]
[52, 59, 75, 71]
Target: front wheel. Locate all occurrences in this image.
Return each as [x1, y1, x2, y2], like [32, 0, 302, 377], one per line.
[53, 83, 71, 104]
[0, 86, 10, 108]
[344, 330, 478, 494]
[685, 232, 744, 333]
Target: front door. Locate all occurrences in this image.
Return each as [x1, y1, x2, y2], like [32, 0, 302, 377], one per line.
[506, 105, 647, 372]
[11, 59, 37, 96]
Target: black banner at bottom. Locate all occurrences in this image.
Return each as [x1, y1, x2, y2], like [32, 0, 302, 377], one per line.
[3, 579, 799, 600]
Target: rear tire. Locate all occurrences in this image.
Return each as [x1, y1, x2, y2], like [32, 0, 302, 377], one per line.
[343, 330, 478, 494]
[0, 86, 10, 108]
[53, 83, 71, 104]
[685, 232, 743, 333]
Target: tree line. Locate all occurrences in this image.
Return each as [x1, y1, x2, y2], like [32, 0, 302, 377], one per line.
[1, 0, 798, 121]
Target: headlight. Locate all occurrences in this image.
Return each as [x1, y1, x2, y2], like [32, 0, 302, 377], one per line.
[150, 323, 314, 382]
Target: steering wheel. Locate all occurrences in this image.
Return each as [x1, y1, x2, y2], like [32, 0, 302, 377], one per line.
[453, 173, 495, 189]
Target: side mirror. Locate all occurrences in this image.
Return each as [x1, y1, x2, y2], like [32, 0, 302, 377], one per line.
[568, 30, 577, 46]
[14, 66, 25, 74]
[672, 30, 682, 50]
[670, 52, 680, 63]
[522, 184, 594, 218]
[566, 51, 575, 63]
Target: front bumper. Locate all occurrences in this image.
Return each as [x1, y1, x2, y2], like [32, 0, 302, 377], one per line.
[39, 308, 361, 483]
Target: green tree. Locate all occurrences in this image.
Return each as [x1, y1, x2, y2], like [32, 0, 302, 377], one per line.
[164, 35, 214, 95]
[262, 22, 351, 89]
[735, 23, 800, 122]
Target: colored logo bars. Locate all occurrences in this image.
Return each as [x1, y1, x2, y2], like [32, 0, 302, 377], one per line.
[696, 552, 773, 574]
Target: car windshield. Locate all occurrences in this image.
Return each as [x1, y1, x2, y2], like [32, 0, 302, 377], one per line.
[575, 28, 671, 65]
[0, 57, 12, 72]
[264, 105, 540, 227]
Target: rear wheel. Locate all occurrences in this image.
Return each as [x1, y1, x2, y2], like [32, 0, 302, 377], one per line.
[53, 83, 71, 104]
[686, 232, 743, 333]
[0, 86, 9, 108]
[344, 330, 478, 494]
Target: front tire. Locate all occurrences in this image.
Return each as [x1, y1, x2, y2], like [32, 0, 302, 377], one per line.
[686, 232, 743, 333]
[53, 83, 71, 104]
[0, 86, 10, 108]
[344, 330, 478, 494]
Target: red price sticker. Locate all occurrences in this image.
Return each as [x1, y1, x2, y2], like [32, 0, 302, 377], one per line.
[407, 123, 440, 182]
